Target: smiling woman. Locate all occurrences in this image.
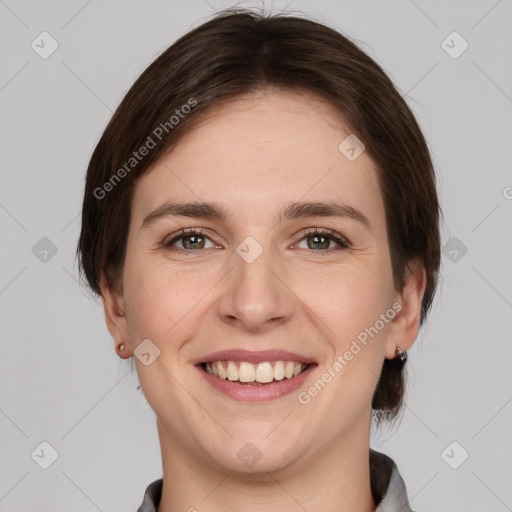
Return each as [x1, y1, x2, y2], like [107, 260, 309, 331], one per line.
[76, 7, 441, 512]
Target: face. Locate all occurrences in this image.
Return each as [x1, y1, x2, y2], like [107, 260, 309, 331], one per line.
[103, 89, 422, 476]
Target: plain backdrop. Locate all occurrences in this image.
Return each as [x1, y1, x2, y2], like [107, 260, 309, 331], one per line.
[1, 0, 511, 511]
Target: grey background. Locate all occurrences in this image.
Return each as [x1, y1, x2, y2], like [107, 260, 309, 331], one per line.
[1, 0, 511, 510]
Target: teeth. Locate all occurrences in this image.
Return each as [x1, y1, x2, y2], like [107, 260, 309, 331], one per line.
[216, 361, 227, 379]
[239, 362, 256, 382]
[256, 362, 274, 383]
[284, 362, 295, 378]
[227, 361, 238, 381]
[273, 360, 285, 380]
[204, 360, 308, 383]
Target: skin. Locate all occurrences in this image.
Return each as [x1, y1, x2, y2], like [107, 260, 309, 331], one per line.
[101, 89, 426, 512]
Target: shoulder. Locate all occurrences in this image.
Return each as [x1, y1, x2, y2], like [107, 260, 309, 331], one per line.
[370, 449, 415, 512]
[136, 478, 163, 512]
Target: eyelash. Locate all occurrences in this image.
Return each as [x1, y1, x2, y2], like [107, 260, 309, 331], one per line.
[162, 227, 350, 255]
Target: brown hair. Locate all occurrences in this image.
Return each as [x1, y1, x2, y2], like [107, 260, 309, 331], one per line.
[77, 7, 441, 425]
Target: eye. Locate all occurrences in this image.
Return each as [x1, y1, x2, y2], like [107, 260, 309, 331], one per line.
[162, 227, 350, 254]
[162, 228, 218, 252]
[294, 228, 350, 253]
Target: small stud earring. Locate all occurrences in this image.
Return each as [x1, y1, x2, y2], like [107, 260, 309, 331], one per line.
[118, 344, 125, 352]
[395, 345, 407, 364]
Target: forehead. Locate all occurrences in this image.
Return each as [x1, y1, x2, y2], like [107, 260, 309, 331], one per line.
[131, 89, 384, 229]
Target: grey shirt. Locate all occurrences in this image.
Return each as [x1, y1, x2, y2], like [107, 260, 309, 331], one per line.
[136, 449, 414, 512]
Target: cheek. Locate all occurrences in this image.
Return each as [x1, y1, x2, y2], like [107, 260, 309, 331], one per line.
[122, 251, 218, 345]
[308, 274, 392, 408]
[301, 264, 392, 346]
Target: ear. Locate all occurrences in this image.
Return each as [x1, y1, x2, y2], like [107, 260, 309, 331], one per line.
[99, 273, 132, 358]
[385, 260, 427, 359]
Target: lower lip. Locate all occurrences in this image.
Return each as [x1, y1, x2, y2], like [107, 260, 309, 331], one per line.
[196, 364, 316, 401]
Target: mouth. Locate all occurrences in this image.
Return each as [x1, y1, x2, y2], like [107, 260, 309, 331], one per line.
[200, 361, 309, 386]
[199, 360, 310, 385]
[193, 350, 317, 401]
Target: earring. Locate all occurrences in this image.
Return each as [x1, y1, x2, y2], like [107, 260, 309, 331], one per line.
[395, 345, 407, 364]
[118, 344, 125, 352]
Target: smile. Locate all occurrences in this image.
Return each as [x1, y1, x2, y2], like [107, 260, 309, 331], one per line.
[196, 360, 316, 401]
[202, 360, 309, 384]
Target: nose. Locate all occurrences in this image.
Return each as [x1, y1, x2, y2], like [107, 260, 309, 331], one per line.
[216, 242, 294, 332]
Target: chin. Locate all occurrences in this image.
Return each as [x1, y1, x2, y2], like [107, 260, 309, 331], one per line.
[204, 434, 305, 476]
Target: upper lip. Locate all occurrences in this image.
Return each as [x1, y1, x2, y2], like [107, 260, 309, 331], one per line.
[192, 349, 316, 365]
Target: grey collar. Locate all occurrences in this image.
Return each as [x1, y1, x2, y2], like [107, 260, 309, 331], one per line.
[137, 449, 413, 511]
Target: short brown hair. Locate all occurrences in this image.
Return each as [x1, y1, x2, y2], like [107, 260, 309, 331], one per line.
[77, 8, 441, 425]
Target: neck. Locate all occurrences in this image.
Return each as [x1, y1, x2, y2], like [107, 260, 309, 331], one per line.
[156, 417, 377, 512]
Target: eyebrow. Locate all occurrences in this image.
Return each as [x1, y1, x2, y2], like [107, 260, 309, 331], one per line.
[141, 200, 373, 232]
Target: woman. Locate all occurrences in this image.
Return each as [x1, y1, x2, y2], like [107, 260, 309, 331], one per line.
[77, 8, 441, 511]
